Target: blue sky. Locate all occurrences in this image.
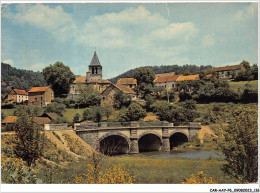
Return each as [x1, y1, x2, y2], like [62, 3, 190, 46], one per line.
[1, 2, 258, 79]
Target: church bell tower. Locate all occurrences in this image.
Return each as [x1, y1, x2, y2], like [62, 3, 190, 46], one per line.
[86, 51, 102, 82]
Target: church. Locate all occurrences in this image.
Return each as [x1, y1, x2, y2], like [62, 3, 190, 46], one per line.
[67, 52, 112, 99]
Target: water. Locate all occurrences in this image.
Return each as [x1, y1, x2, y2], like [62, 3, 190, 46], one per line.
[127, 150, 224, 160]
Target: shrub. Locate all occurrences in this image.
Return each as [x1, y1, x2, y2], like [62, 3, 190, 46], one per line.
[181, 171, 217, 184]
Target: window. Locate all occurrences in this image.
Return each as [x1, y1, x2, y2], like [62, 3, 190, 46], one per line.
[172, 84, 175, 88]
[41, 96, 43, 101]
[35, 98, 37, 101]
[41, 102, 42, 106]
[103, 97, 105, 100]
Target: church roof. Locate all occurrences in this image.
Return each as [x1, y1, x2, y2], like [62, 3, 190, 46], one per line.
[89, 51, 102, 67]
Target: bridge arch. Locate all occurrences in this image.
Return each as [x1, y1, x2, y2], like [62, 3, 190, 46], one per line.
[99, 132, 130, 155]
[138, 131, 162, 152]
[169, 131, 189, 149]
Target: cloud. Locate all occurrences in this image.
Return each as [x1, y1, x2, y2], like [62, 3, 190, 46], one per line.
[202, 34, 215, 48]
[4, 4, 74, 42]
[233, 3, 258, 21]
[2, 59, 14, 65]
[78, 6, 198, 58]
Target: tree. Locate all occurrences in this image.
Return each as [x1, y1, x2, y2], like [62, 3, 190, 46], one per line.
[73, 113, 80, 123]
[76, 85, 101, 108]
[151, 101, 172, 121]
[102, 104, 114, 120]
[133, 67, 155, 97]
[14, 106, 43, 117]
[113, 90, 131, 109]
[125, 103, 147, 121]
[1, 111, 6, 121]
[42, 61, 75, 97]
[14, 112, 44, 167]
[82, 106, 103, 122]
[45, 102, 66, 116]
[219, 106, 258, 182]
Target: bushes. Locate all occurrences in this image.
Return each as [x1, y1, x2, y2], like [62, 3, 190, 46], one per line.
[118, 103, 147, 122]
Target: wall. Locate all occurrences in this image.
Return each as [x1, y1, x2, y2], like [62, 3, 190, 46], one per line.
[44, 123, 68, 131]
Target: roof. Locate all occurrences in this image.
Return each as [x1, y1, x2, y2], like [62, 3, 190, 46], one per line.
[102, 83, 136, 95]
[73, 76, 86, 83]
[41, 112, 60, 120]
[2, 116, 18, 124]
[154, 75, 181, 83]
[87, 79, 112, 84]
[33, 117, 51, 125]
[176, 74, 200, 81]
[117, 78, 137, 85]
[155, 72, 175, 77]
[211, 64, 243, 72]
[28, 86, 51, 93]
[89, 51, 102, 67]
[11, 89, 28, 96]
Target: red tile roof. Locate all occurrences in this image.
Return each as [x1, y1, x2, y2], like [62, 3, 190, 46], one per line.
[28, 86, 51, 93]
[87, 79, 112, 84]
[117, 78, 137, 85]
[12, 89, 28, 95]
[154, 75, 181, 83]
[73, 76, 86, 83]
[116, 84, 136, 94]
[176, 74, 200, 81]
[33, 117, 51, 125]
[212, 64, 243, 72]
[2, 116, 18, 124]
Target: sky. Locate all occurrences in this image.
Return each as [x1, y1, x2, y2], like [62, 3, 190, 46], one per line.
[1, 2, 258, 79]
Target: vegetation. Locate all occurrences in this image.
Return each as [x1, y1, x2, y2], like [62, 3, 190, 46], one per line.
[1, 62, 47, 95]
[14, 106, 43, 117]
[13, 112, 44, 167]
[181, 171, 217, 184]
[82, 106, 103, 122]
[73, 113, 80, 123]
[113, 90, 131, 109]
[124, 103, 147, 121]
[42, 61, 75, 97]
[218, 106, 258, 183]
[76, 85, 101, 108]
[45, 102, 66, 116]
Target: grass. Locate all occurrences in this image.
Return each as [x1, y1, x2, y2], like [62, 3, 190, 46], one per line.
[1, 108, 15, 117]
[230, 80, 258, 91]
[63, 108, 87, 122]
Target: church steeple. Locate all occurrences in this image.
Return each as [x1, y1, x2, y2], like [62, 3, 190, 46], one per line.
[86, 51, 103, 82]
[89, 51, 102, 67]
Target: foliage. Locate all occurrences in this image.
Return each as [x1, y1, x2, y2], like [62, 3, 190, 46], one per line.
[73, 113, 80, 123]
[1, 63, 47, 95]
[13, 112, 44, 167]
[241, 88, 258, 103]
[125, 103, 147, 121]
[232, 61, 258, 81]
[101, 104, 114, 120]
[218, 106, 258, 182]
[1, 158, 38, 184]
[151, 101, 173, 121]
[82, 106, 103, 122]
[181, 171, 217, 184]
[52, 116, 68, 124]
[45, 102, 66, 116]
[113, 90, 131, 109]
[1, 111, 6, 121]
[179, 99, 197, 110]
[52, 97, 76, 108]
[14, 106, 43, 117]
[42, 61, 75, 97]
[1, 103, 15, 109]
[76, 85, 101, 108]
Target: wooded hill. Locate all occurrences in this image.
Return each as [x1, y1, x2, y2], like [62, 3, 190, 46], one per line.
[1, 63, 47, 95]
[109, 64, 212, 83]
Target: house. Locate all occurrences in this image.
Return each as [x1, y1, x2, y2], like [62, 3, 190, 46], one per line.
[116, 78, 137, 89]
[101, 84, 137, 106]
[33, 117, 51, 125]
[176, 74, 200, 81]
[41, 112, 60, 121]
[7, 89, 28, 103]
[155, 72, 175, 78]
[154, 75, 182, 89]
[28, 86, 54, 107]
[67, 52, 112, 99]
[211, 64, 246, 79]
[1, 116, 18, 128]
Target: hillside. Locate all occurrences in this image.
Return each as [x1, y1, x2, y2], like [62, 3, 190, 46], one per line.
[109, 64, 212, 83]
[1, 63, 47, 95]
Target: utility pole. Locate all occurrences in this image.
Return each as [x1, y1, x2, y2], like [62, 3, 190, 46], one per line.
[166, 78, 169, 103]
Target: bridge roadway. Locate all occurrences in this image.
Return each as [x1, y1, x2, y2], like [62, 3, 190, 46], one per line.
[75, 121, 201, 154]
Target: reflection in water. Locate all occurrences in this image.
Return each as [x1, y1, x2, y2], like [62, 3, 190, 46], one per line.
[127, 151, 224, 160]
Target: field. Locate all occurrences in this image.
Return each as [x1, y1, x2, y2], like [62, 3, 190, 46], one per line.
[229, 80, 258, 91]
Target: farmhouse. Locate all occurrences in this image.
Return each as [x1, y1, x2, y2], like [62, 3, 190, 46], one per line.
[28, 86, 54, 107]
[101, 84, 137, 106]
[154, 75, 181, 89]
[211, 64, 246, 79]
[1, 116, 18, 128]
[7, 89, 28, 103]
[116, 78, 137, 89]
[155, 72, 175, 78]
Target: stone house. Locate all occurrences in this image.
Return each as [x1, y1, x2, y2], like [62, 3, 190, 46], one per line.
[116, 78, 137, 89]
[7, 89, 28, 103]
[154, 75, 182, 89]
[101, 84, 137, 106]
[28, 86, 54, 107]
[68, 76, 87, 99]
[211, 64, 246, 79]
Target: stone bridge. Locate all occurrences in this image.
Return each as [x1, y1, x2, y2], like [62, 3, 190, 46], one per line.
[75, 122, 201, 154]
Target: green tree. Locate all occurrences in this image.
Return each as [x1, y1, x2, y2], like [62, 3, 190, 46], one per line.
[219, 106, 258, 182]
[1, 111, 6, 121]
[14, 106, 43, 117]
[151, 101, 172, 121]
[125, 103, 147, 121]
[179, 100, 197, 110]
[42, 61, 75, 97]
[14, 112, 44, 167]
[82, 106, 103, 122]
[76, 85, 101, 108]
[45, 102, 66, 116]
[102, 104, 114, 120]
[113, 90, 131, 109]
[73, 113, 80, 123]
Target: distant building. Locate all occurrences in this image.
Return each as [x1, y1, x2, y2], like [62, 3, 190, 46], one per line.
[155, 72, 175, 78]
[176, 74, 200, 81]
[68, 52, 112, 99]
[154, 75, 182, 89]
[101, 84, 137, 106]
[41, 112, 60, 122]
[7, 89, 28, 103]
[1, 116, 18, 128]
[28, 86, 54, 107]
[211, 64, 246, 79]
[33, 117, 51, 125]
[116, 78, 137, 89]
